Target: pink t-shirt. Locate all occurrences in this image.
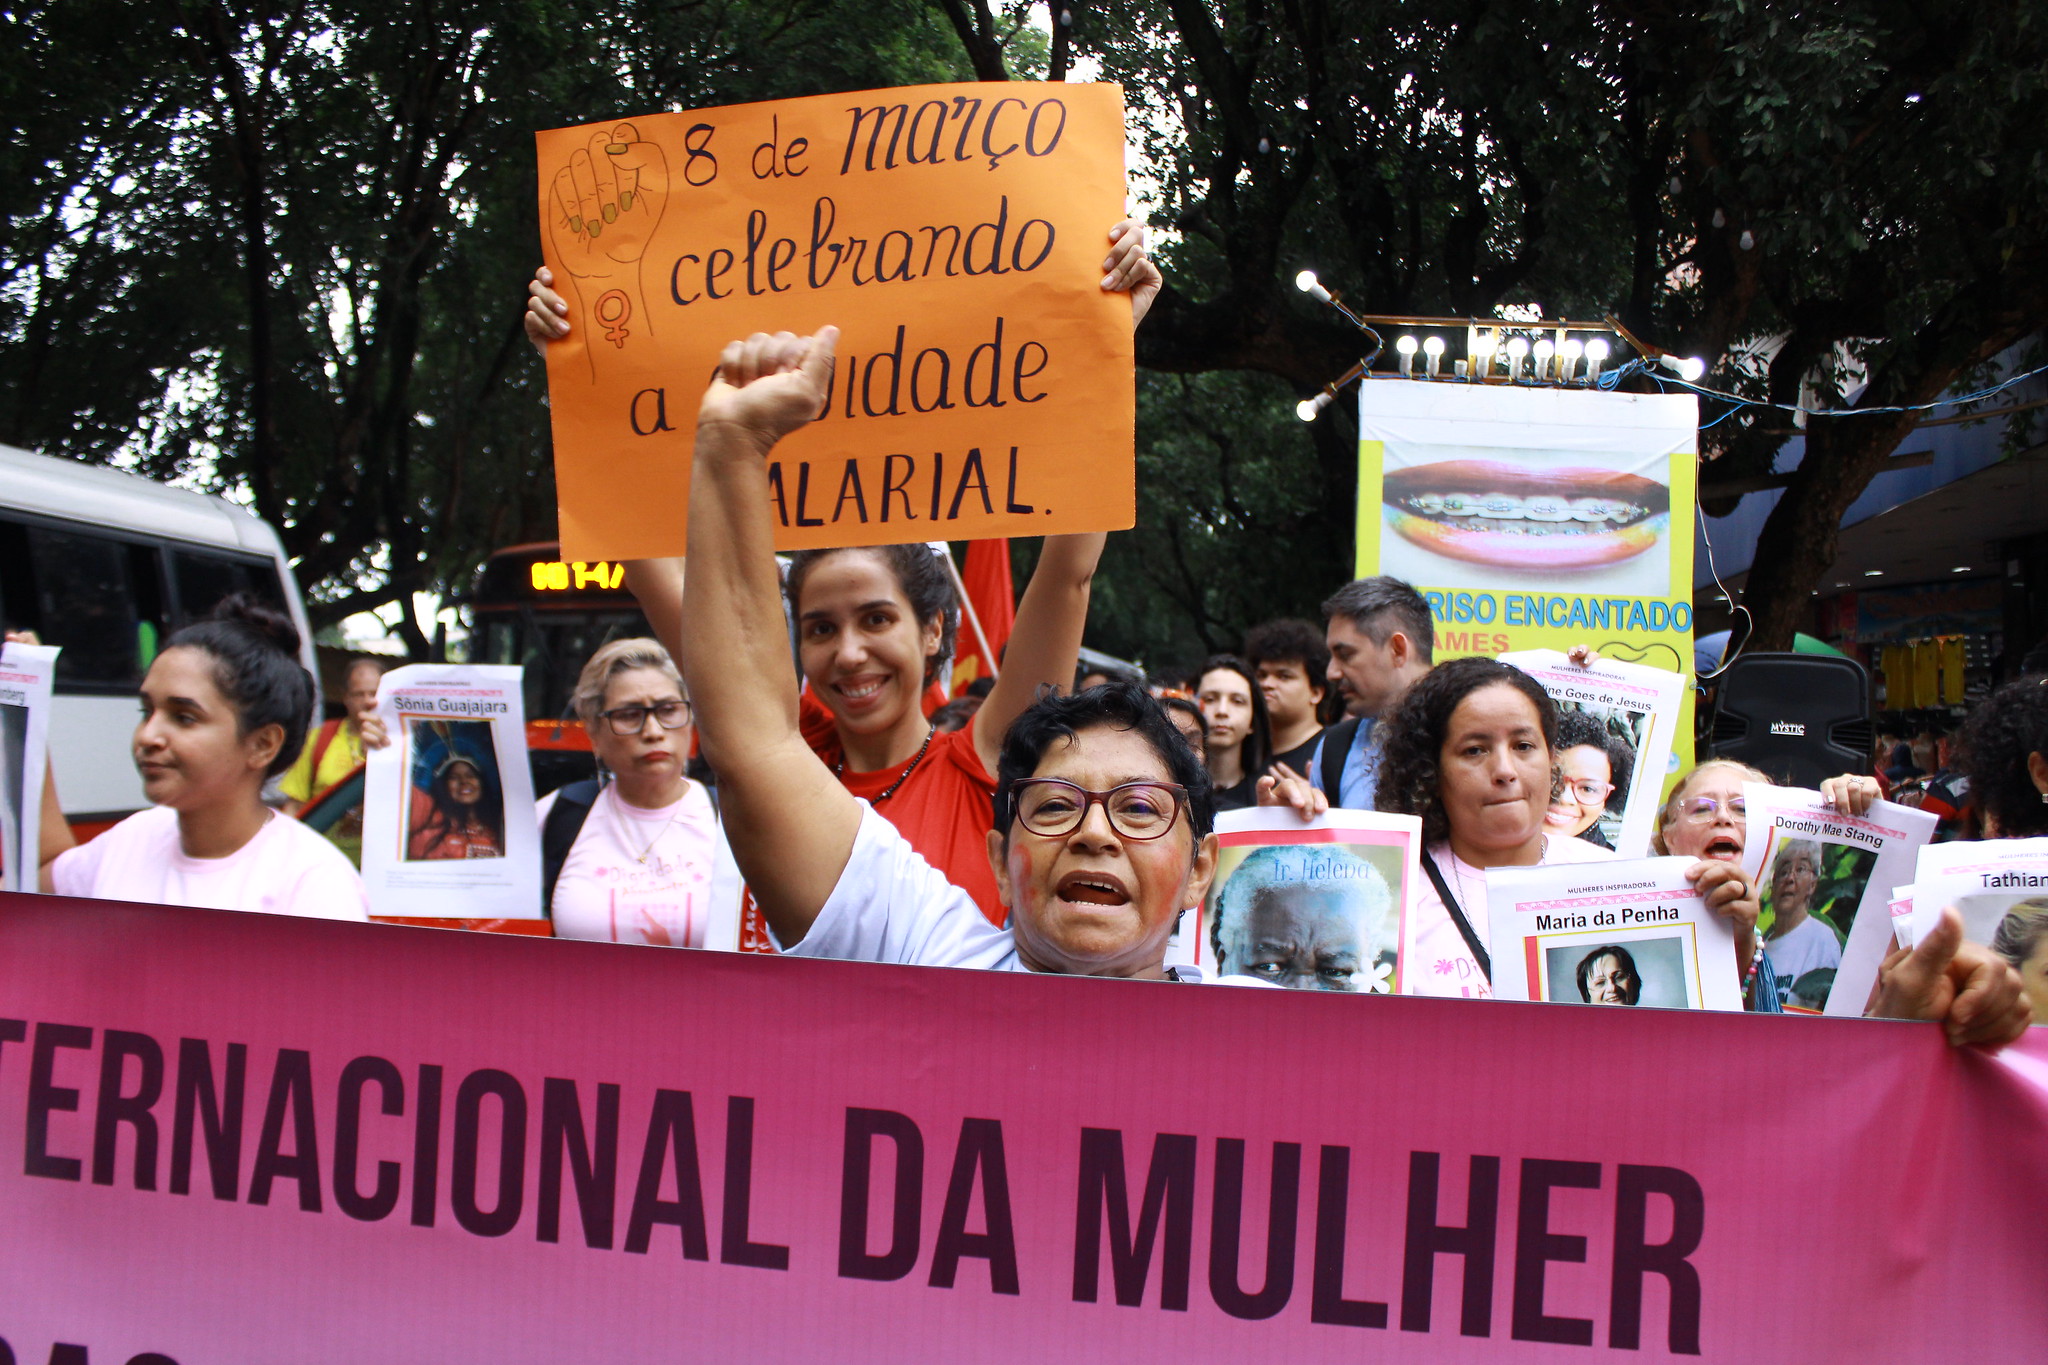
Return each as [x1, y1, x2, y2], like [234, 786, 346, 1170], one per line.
[52, 806, 369, 920]
[538, 782, 717, 947]
[1404, 834, 1617, 999]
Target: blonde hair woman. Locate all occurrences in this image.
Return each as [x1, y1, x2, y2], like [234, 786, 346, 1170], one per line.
[538, 638, 716, 946]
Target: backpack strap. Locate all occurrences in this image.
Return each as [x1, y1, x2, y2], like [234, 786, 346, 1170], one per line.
[540, 779, 604, 918]
[306, 718, 344, 780]
[1319, 717, 1361, 805]
[1420, 851, 1492, 983]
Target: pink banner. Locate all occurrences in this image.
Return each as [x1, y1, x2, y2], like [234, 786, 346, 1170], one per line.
[1, 890, 2044, 1363]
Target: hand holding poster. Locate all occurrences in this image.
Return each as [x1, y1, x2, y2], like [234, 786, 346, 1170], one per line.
[1736, 783, 1935, 1016]
[1167, 808, 1422, 991]
[537, 83, 1135, 559]
[0, 640, 59, 893]
[1901, 840, 2048, 1025]
[1486, 856, 1743, 1010]
[1498, 648, 1684, 856]
[361, 664, 541, 919]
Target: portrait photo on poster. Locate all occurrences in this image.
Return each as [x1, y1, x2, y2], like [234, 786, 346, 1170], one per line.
[1168, 808, 1421, 990]
[402, 717, 507, 863]
[0, 701, 24, 883]
[1548, 699, 1649, 852]
[1205, 842, 1404, 992]
[1544, 935, 1691, 1008]
[1753, 828, 1873, 1011]
[1378, 440, 1673, 598]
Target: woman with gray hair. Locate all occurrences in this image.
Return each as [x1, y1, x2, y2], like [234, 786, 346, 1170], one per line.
[537, 637, 717, 946]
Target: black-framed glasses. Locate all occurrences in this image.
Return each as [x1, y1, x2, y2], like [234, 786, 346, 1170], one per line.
[1011, 778, 1187, 840]
[597, 699, 693, 735]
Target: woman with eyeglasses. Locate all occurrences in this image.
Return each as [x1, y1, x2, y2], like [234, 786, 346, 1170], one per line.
[536, 638, 717, 946]
[1545, 709, 1633, 849]
[1653, 760, 1885, 1012]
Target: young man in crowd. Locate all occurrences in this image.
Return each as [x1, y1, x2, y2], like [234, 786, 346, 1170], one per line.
[1244, 618, 1332, 776]
[1310, 576, 1436, 807]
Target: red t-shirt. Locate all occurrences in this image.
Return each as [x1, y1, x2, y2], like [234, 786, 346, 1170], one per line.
[800, 692, 1003, 925]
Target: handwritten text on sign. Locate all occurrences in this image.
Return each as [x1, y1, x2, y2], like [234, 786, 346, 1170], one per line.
[537, 83, 1135, 560]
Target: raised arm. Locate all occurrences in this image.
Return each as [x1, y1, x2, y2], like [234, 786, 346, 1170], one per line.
[35, 751, 74, 894]
[624, 558, 686, 669]
[681, 329, 858, 942]
[969, 532, 1103, 775]
[966, 220, 1158, 771]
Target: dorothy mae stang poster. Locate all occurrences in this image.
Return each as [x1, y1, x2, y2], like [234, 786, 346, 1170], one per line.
[1165, 808, 1422, 992]
[360, 664, 542, 919]
[1486, 856, 1743, 1011]
[1736, 783, 1935, 1017]
[0, 641, 58, 894]
[1498, 649, 1684, 858]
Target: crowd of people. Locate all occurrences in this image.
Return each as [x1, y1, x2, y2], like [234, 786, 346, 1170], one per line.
[12, 220, 2036, 1047]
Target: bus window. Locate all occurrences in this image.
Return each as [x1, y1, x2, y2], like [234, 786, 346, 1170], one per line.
[23, 525, 155, 689]
[169, 547, 285, 626]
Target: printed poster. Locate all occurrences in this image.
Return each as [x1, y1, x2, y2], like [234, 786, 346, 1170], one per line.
[538, 82, 1135, 559]
[1486, 856, 1743, 1011]
[1355, 381, 1698, 777]
[361, 665, 542, 919]
[1499, 648, 1684, 857]
[0, 641, 59, 894]
[1901, 839, 2048, 1025]
[1739, 783, 1935, 1016]
[1167, 808, 1422, 992]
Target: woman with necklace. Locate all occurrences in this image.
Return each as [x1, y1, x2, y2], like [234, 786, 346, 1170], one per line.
[1374, 657, 1754, 1000]
[538, 639, 717, 946]
[528, 220, 1161, 924]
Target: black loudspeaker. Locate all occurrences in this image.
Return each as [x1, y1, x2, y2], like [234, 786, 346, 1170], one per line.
[1707, 653, 1874, 788]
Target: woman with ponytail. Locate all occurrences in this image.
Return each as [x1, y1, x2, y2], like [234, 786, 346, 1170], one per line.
[31, 595, 368, 919]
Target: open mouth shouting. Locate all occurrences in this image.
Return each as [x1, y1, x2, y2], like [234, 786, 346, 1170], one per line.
[1700, 834, 1743, 862]
[1055, 870, 1132, 909]
[1384, 460, 1669, 570]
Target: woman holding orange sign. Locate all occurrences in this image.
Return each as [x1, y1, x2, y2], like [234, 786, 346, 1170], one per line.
[523, 220, 1157, 925]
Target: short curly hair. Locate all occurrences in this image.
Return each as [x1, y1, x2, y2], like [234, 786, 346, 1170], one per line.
[1373, 656, 1558, 845]
[1554, 709, 1634, 814]
[1958, 678, 2048, 838]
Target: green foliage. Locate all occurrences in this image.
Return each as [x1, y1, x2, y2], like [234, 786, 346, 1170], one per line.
[0, 0, 973, 649]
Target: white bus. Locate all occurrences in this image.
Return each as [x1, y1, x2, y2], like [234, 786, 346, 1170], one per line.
[0, 443, 317, 833]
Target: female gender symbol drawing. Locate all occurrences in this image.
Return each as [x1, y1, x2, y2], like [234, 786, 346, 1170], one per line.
[548, 123, 668, 379]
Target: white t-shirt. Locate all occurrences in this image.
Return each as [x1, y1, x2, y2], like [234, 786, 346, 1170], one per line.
[1405, 834, 1618, 999]
[538, 781, 718, 947]
[1765, 913, 1842, 1005]
[781, 804, 1265, 984]
[52, 805, 369, 920]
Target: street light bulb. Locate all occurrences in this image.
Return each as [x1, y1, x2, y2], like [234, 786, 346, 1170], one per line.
[1422, 336, 1446, 357]
[1679, 356, 1707, 382]
[1505, 336, 1529, 358]
[1584, 338, 1611, 363]
[1295, 270, 1318, 293]
[1296, 398, 1320, 422]
[1396, 335, 1419, 355]
[1559, 338, 1583, 360]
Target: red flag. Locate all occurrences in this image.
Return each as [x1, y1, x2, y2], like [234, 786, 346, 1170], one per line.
[951, 539, 1015, 694]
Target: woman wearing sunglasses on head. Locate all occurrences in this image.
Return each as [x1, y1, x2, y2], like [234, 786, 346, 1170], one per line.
[537, 639, 717, 946]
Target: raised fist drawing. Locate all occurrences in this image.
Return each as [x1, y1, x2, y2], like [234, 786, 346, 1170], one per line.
[546, 123, 668, 377]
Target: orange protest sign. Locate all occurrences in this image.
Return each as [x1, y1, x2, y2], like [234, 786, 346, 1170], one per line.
[536, 83, 1135, 560]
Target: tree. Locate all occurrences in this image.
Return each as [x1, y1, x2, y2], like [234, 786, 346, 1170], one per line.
[0, 0, 974, 652]
[1071, 0, 2048, 655]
